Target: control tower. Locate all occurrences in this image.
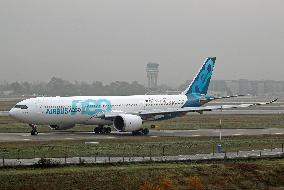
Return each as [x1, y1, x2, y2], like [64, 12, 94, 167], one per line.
[146, 62, 159, 90]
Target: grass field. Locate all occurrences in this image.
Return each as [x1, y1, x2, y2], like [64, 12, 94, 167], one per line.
[148, 113, 284, 130]
[0, 159, 283, 190]
[0, 99, 19, 111]
[0, 135, 283, 159]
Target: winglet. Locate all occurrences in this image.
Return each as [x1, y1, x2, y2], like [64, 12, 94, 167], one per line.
[270, 98, 278, 103]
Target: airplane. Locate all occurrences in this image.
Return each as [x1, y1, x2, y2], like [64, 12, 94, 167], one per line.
[9, 57, 277, 136]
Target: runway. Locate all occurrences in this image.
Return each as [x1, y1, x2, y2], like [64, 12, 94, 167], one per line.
[0, 111, 8, 116]
[0, 128, 283, 142]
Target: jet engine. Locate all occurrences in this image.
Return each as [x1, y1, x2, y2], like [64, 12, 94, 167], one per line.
[49, 124, 75, 130]
[113, 114, 143, 132]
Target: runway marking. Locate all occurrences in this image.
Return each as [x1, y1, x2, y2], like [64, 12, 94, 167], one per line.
[21, 134, 30, 137]
[232, 134, 241, 136]
[85, 142, 99, 144]
[23, 139, 31, 141]
[192, 135, 201, 137]
[273, 133, 283, 135]
[150, 136, 158, 138]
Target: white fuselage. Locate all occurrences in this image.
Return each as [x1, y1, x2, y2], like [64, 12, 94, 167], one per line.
[9, 95, 188, 127]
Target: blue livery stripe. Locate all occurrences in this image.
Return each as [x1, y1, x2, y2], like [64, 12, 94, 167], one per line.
[184, 57, 216, 96]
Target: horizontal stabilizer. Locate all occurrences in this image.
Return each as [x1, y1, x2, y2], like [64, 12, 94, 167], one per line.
[209, 94, 246, 101]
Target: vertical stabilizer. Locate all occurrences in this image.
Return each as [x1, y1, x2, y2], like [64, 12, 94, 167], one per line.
[182, 57, 216, 96]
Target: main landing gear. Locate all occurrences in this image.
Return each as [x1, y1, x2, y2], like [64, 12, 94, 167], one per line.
[132, 128, 149, 136]
[94, 125, 111, 134]
[29, 124, 38, 136]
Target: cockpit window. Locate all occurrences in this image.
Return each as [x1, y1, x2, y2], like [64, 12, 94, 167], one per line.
[14, 105, 28, 109]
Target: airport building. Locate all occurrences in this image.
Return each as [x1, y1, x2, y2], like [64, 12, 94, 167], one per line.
[146, 62, 159, 91]
[209, 80, 284, 96]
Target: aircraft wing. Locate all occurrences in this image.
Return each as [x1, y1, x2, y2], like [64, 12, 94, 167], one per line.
[208, 94, 245, 101]
[138, 98, 278, 117]
[97, 98, 278, 119]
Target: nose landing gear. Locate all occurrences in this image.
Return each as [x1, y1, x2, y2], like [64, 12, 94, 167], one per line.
[29, 124, 38, 135]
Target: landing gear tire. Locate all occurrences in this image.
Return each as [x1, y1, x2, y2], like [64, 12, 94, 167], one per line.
[142, 128, 149, 135]
[31, 129, 38, 136]
[29, 124, 38, 136]
[94, 126, 111, 134]
[106, 127, 111, 134]
[132, 131, 142, 136]
[132, 128, 149, 136]
[94, 127, 100, 134]
[101, 127, 107, 134]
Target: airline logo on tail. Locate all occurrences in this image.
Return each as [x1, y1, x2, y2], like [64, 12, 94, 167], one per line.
[183, 57, 216, 96]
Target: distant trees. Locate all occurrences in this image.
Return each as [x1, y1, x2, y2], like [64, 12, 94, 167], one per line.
[46, 77, 75, 96]
[10, 82, 23, 95]
[0, 77, 147, 97]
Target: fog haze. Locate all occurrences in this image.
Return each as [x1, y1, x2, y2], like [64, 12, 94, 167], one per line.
[0, 0, 283, 86]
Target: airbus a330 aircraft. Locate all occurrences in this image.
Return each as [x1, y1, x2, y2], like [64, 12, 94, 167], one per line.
[9, 57, 277, 135]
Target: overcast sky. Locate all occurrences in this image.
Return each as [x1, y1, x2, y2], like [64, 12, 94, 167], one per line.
[0, 0, 283, 86]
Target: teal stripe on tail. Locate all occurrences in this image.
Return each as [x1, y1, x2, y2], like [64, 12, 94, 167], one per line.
[182, 57, 216, 96]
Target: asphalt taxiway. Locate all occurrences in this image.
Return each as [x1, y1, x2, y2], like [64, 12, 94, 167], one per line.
[0, 128, 283, 142]
[0, 111, 8, 116]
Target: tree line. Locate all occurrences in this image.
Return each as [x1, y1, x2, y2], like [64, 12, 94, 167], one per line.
[0, 77, 149, 97]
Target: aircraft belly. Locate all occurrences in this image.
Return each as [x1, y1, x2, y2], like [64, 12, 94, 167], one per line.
[82, 118, 112, 125]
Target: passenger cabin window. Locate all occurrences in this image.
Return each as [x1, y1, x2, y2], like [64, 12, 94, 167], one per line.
[14, 105, 28, 109]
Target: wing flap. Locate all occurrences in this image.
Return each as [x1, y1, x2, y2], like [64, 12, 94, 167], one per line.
[209, 94, 245, 100]
[139, 98, 278, 116]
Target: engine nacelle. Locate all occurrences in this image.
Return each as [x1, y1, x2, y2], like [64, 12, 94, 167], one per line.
[49, 124, 75, 130]
[113, 114, 143, 132]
